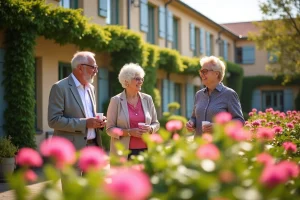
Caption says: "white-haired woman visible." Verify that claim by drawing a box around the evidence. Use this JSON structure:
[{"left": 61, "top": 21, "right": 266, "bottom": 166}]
[
  {"left": 186, "top": 56, "right": 244, "bottom": 136},
  {"left": 106, "top": 63, "right": 160, "bottom": 159}
]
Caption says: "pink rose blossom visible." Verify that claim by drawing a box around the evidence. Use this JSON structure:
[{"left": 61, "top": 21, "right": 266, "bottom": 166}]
[
  {"left": 251, "top": 120, "right": 261, "bottom": 127},
  {"left": 202, "top": 133, "right": 213, "bottom": 143},
  {"left": 256, "top": 127, "right": 275, "bottom": 141},
  {"left": 150, "top": 134, "right": 163, "bottom": 143},
  {"left": 111, "top": 128, "right": 123, "bottom": 136},
  {"left": 272, "top": 126, "right": 283, "bottom": 134},
  {"left": 78, "top": 146, "right": 108, "bottom": 172},
  {"left": 260, "top": 161, "right": 299, "bottom": 188},
  {"left": 24, "top": 169, "right": 37, "bottom": 182},
  {"left": 166, "top": 120, "right": 183, "bottom": 132},
  {"left": 225, "top": 122, "right": 251, "bottom": 141},
  {"left": 248, "top": 112, "right": 253, "bottom": 116},
  {"left": 16, "top": 148, "right": 42, "bottom": 167},
  {"left": 252, "top": 108, "right": 257, "bottom": 113},
  {"left": 196, "top": 143, "right": 220, "bottom": 160},
  {"left": 286, "top": 123, "right": 294, "bottom": 129},
  {"left": 131, "top": 164, "right": 145, "bottom": 171},
  {"left": 40, "top": 137, "right": 76, "bottom": 169},
  {"left": 172, "top": 133, "right": 180, "bottom": 141},
  {"left": 256, "top": 152, "right": 273, "bottom": 165},
  {"left": 283, "top": 142, "right": 297, "bottom": 153},
  {"left": 104, "top": 168, "right": 152, "bottom": 200},
  {"left": 214, "top": 112, "right": 232, "bottom": 124},
  {"left": 287, "top": 111, "right": 291, "bottom": 115}
]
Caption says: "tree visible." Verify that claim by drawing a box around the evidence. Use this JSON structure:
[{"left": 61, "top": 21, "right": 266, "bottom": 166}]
[{"left": 249, "top": 0, "right": 300, "bottom": 83}]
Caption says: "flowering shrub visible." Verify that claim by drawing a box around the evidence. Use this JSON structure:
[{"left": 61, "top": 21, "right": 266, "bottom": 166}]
[{"left": 7, "top": 109, "right": 300, "bottom": 200}]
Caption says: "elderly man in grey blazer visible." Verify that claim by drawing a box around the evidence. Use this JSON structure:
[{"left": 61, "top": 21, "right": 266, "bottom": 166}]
[{"left": 48, "top": 51, "right": 106, "bottom": 150}]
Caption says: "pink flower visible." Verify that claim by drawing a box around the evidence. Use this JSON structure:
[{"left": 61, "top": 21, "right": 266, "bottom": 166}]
[
  {"left": 172, "top": 133, "right": 180, "bottom": 141},
  {"left": 283, "top": 142, "right": 297, "bottom": 153},
  {"left": 166, "top": 120, "right": 183, "bottom": 132},
  {"left": 24, "top": 169, "right": 37, "bottom": 182},
  {"left": 248, "top": 112, "right": 254, "bottom": 116},
  {"left": 16, "top": 148, "right": 42, "bottom": 167},
  {"left": 272, "top": 126, "right": 283, "bottom": 134},
  {"left": 78, "top": 146, "right": 108, "bottom": 172},
  {"left": 256, "top": 127, "right": 275, "bottom": 141},
  {"left": 278, "top": 161, "right": 299, "bottom": 178},
  {"left": 251, "top": 120, "right": 261, "bottom": 126},
  {"left": 196, "top": 144, "right": 220, "bottom": 160},
  {"left": 225, "top": 122, "right": 250, "bottom": 141},
  {"left": 256, "top": 152, "right": 273, "bottom": 165},
  {"left": 104, "top": 168, "right": 152, "bottom": 200},
  {"left": 40, "top": 137, "right": 76, "bottom": 169},
  {"left": 260, "top": 161, "right": 299, "bottom": 188},
  {"left": 202, "top": 133, "right": 213, "bottom": 143},
  {"left": 131, "top": 164, "right": 145, "bottom": 171},
  {"left": 286, "top": 123, "right": 294, "bottom": 129},
  {"left": 252, "top": 108, "right": 257, "bottom": 113},
  {"left": 260, "top": 164, "right": 289, "bottom": 187},
  {"left": 111, "top": 128, "right": 124, "bottom": 136},
  {"left": 149, "top": 134, "right": 163, "bottom": 143},
  {"left": 214, "top": 112, "right": 232, "bottom": 124}
]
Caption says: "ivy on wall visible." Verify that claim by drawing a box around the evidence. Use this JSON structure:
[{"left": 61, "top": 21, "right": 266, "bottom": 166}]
[{"left": 0, "top": 0, "right": 243, "bottom": 148}]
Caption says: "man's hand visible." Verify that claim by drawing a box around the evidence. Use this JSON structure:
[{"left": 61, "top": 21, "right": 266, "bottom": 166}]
[
  {"left": 129, "top": 128, "right": 145, "bottom": 138},
  {"left": 202, "top": 123, "right": 213, "bottom": 133},
  {"left": 86, "top": 118, "right": 105, "bottom": 128}
]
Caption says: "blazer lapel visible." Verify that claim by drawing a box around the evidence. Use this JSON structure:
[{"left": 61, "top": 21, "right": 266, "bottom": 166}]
[
  {"left": 120, "top": 91, "right": 130, "bottom": 127},
  {"left": 68, "top": 75, "right": 86, "bottom": 117},
  {"left": 139, "top": 92, "right": 150, "bottom": 125},
  {"left": 88, "top": 87, "right": 96, "bottom": 116}
]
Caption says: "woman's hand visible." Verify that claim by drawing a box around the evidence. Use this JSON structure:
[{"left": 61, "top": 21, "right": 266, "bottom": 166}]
[
  {"left": 202, "top": 123, "right": 213, "bottom": 133},
  {"left": 186, "top": 120, "right": 195, "bottom": 132},
  {"left": 129, "top": 128, "right": 145, "bottom": 138}
]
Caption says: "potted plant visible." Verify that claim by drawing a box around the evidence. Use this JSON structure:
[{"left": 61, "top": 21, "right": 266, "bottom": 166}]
[{"left": 0, "top": 137, "right": 18, "bottom": 181}]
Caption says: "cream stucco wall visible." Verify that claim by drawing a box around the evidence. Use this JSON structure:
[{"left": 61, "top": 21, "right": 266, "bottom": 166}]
[{"left": 236, "top": 40, "right": 273, "bottom": 77}]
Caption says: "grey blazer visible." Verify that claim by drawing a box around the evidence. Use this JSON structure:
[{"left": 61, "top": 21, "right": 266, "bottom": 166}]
[
  {"left": 106, "top": 91, "right": 160, "bottom": 156},
  {"left": 48, "top": 75, "right": 102, "bottom": 150}
]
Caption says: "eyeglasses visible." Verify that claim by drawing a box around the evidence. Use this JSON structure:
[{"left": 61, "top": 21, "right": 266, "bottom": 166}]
[
  {"left": 81, "top": 64, "right": 98, "bottom": 71},
  {"left": 199, "top": 69, "right": 214, "bottom": 75},
  {"left": 133, "top": 77, "right": 144, "bottom": 82}
]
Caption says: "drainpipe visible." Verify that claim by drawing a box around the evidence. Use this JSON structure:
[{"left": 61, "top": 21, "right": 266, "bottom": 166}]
[
  {"left": 164, "top": 0, "right": 173, "bottom": 48},
  {"left": 127, "top": 0, "right": 131, "bottom": 29}
]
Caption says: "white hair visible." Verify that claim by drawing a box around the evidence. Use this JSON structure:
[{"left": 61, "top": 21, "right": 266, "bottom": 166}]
[
  {"left": 118, "top": 63, "right": 145, "bottom": 88},
  {"left": 200, "top": 56, "right": 226, "bottom": 81},
  {"left": 71, "top": 51, "right": 95, "bottom": 69}
]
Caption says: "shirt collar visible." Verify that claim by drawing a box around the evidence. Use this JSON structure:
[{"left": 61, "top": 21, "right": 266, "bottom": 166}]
[
  {"left": 204, "top": 82, "right": 224, "bottom": 93},
  {"left": 71, "top": 73, "right": 90, "bottom": 89}
]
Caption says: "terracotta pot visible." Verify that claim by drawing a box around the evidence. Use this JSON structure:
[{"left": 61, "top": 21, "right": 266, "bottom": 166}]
[{"left": 0, "top": 157, "right": 15, "bottom": 181}]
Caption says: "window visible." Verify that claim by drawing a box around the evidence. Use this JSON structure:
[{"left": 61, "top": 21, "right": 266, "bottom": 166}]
[
  {"left": 236, "top": 46, "right": 255, "bottom": 64},
  {"left": 174, "top": 83, "right": 181, "bottom": 115},
  {"left": 147, "top": 5, "right": 155, "bottom": 44},
  {"left": 189, "top": 23, "right": 195, "bottom": 51},
  {"left": 106, "top": 0, "right": 119, "bottom": 25},
  {"left": 205, "top": 31, "right": 212, "bottom": 56},
  {"left": 172, "top": 17, "right": 179, "bottom": 50},
  {"left": 219, "top": 40, "right": 228, "bottom": 60},
  {"left": 59, "top": 63, "right": 72, "bottom": 80},
  {"left": 59, "top": 0, "right": 78, "bottom": 9},
  {"left": 268, "top": 51, "right": 278, "bottom": 63},
  {"left": 262, "top": 91, "right": 283, "bottom": 111}
]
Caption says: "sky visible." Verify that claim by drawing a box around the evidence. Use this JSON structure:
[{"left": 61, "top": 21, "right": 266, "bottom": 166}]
[{"left": 181, "top": 0, "right": 264, "bottom": 24}]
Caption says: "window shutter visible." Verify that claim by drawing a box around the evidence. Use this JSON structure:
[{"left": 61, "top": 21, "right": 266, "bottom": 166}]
[
  {"left": 163, "top": 79, "right": 169, "bottom": 112},
  {"left": 98, "top": 68, "right": 109, "bottom": 113},
  {"left": 159, "top": 6, "right": 165, "bottom": 38},
  {"left": 242, "top": 46, "right": 255, "bottom": 64},
  {"left": 189, "top": 23, "right": 195, "bottom": 50},
  {"left": 167, "top": 10, "right": 173, "bottom": 41},
  {"left": 0, "top": 49, "right": 7, "bottom": 136},
  {"left": 206, "top": 31, "right": 211, "bottom": 56},
  {"left": 140, "top": 0, "right": 148, "bottom": 32},
  {"left": 186, "top": 83, "right": 194, "bottom": 118},
  {"left": 283, "top": 88, "right": 293, "bottom": 111},
  {"left": 252, "top": 89, "right": 262, "bottom": 111},
  {"left": 169, "top": 80, "right": 175, "bottom": 103},
  {"left": 200, "top": 28, "right": 205, "bottom": 54},
  {"left": 223, "top": 40, "right": 228, "bottom": 60},
  {"left": 268, "top": 52, "right": 278, "bottom": 63},
  {"left": 98, "top": 0, "right": 107, "bottom": 17}
]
